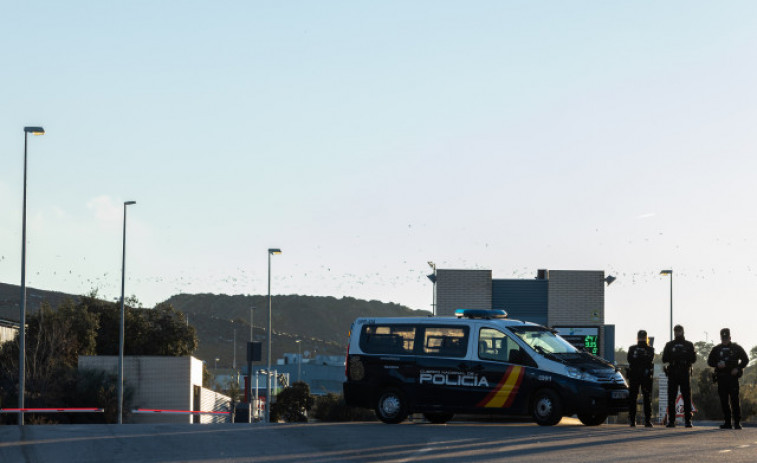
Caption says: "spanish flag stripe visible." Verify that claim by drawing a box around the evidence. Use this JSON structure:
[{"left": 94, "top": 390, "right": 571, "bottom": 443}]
[
  {"left": 476, "top": 365, "right": 513, "bottom": 408},
  {"left": 485, "top": 366, "right": 523, "bottom": 408},
  {"left": 502, "top": 367, "right": 525, "bottom": 408}
]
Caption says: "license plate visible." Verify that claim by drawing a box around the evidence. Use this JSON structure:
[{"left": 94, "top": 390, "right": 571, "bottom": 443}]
[{"left": 612, "top": 390, "right": 628, "bottom": 399}]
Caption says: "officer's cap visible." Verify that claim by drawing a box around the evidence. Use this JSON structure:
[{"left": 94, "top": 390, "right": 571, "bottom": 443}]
[
  {"left": 637, "top": 330, "right": 647, "bottom": 339},
  {"left": 673, "top": 324, "right": 684, "bottom": 332},
  {"left": 720, "top": 328, "right": 730, "bottom": 340}
]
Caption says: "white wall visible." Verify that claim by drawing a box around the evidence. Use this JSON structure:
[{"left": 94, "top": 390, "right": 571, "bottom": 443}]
[{"left": 78, "top": 355, "right": 230, "bottom": 424}]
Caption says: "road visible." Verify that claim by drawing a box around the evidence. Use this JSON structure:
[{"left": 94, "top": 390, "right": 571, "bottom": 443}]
[{"left": 1, "top": 419, "right": 755, "bottom": 463}]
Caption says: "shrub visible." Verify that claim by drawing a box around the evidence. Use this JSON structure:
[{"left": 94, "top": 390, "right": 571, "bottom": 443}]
[
  {"left": 311, "top": 393, "right": 375, "bottom": 422},
  {"left": 270, "top": 381, "right": 314, "bottom": 423}
]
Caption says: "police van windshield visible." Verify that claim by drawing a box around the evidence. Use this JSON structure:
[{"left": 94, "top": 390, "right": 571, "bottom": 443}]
[{"left": 508, "top": 326, "right": 578, "bottom": 355}]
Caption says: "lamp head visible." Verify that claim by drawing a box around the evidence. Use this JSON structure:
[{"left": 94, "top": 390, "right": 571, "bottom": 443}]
[
  {"left": 268, "top": 248, "right": 282, "bottom": 255},
  {"left": 24, "top": 126, "right": 45, "bottom": 135},
  {"left": 124, "top": 201, "right": 136, "bottom": 206},
  {"left": 660, "top": 269, "right": 673, "bottom": 276}
]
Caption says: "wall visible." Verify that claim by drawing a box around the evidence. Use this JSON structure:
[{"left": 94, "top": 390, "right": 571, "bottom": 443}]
[
  {"left": 0, "top": 321, "right": 18, "bottom": 345},
  {"left": 435, "top": 269, "right": 492, "bottom": 316},
  {"left": 547, "top": 270, "right": 606, "bottom": 356},
  {"left": 491, "top": 279, "right": 548, "bottom": 325},
  {"left": 78, "top": 355, "right": 230, "bottom": 424}
]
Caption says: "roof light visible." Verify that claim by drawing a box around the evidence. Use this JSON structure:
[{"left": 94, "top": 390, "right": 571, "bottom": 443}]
[{"left": 454, "top": 309, "right": 508, "bottom": 319}]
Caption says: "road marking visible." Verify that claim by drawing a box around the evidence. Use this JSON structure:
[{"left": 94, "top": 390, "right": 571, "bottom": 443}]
[
  {"left": 719, "top": 450, "right": 732, "bottom": 453},
  {"left": 737, "top": 445, "right": 749, "bottom": 449}
]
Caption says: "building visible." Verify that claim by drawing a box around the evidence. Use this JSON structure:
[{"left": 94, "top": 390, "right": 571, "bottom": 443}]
[
  {"left": 246, "top": 354, "right": 345, "bottom": 397},
  {"left": 79, "top": 355, "right": 231, "bottom": 424},
  {"left": 0, "top": 319, "right": 19, "bottom": 345},
  {"left": 434, "top": 269, "right": 615, "bottom": 361}
]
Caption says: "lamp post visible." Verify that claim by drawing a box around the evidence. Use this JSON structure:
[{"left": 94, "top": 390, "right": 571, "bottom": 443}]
[
  {"left": 18, "top": 126, "right": 44, "bottom": 426},
  {"left": 427, "top": 261, "right": 436, "bottom": 317},
  {"left": 250, "top": 306, "right": 256, "bottom": 342},
  {"left": 118, "top": 200, "right": 136, "bottom": 424},
  {"left": 660, "top": 269, "right": 673, "bottom": 341},
  {"left": 266, "top": 248, "right": 281, "bottom": 423},
  {"left": 296, "top": 340, "right": 302, "bottom": 383},
  {"left": 249, "top": 306, "right": 256, "bottom": 423}
]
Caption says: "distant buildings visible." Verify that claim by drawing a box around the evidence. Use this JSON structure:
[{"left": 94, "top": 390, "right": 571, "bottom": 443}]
[{"left": 434, "top": 268, "right": 615, "bottom": 361}]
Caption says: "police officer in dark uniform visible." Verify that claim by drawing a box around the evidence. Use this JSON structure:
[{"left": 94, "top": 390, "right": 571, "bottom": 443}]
[
  {"left": 707, "top": 328, "right": 749, "bottom": 430},
  {"left": 627, "top": 329, "right": 655, "bottom": 427},
  {"left": 662, "top": 324, "right": 696, "bottom": 427}
]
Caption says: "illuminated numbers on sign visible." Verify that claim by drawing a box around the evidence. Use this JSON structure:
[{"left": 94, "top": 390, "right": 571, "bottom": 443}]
[{"left": 584, "top": 335, "right": 598, "bottom": 355}]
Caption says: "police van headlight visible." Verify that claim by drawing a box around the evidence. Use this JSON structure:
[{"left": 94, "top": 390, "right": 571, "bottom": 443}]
[
  {"left": 613, "top": 371, "right": 628, "bottom": 386},
  {"left": 566, "top": 367, "right": 599, "bottom": 382}
]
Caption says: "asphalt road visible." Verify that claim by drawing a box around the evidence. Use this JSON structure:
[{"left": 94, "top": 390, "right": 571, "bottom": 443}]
[{"left": 1, "top": 419, "right": 755, "bottom": 463}]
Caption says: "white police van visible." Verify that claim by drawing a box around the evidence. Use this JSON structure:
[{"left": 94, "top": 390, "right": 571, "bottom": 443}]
[{"left": 343, "top": 309, "right": 628, "bottom": 426}]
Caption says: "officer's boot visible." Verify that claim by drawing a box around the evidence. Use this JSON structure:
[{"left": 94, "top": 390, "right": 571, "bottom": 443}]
[
  {"left": 720, "top": 421, "right": 732, "bottom": 429},
  {"left": 644, "top": 417, "right": 653, "bottom": 428},
  {"left": 734, "top": 421, "right": 742, "bottom": 430},
  {"left": 629, "top": 414, "right": 636, "bottom": 427}
]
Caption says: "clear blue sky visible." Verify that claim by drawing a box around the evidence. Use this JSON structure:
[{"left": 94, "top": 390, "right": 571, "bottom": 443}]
[{"left": 2, "top": 1, "right": 757, "bottom": 352}]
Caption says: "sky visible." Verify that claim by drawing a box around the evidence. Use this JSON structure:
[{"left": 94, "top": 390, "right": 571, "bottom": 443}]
[{"left": 2, "top": 1, "right": 757, "bottom": 352}]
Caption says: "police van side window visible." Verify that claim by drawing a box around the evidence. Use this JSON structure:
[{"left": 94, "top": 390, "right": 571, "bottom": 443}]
[
  {"left": 360, "top": 325, "right": 416, "bottom": 355},
  {"left": 479, "top": 328, "right": 534, "bottom": 366},
  {"left": 422, "top": 326, "right": 469, "bottom": 357}
]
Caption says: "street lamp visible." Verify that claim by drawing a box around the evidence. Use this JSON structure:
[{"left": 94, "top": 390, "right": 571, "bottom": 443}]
[
  {"left": 18, "top": 126, "right": 44, "bottom": 426},
  {"left": 250, "top": 306, "right": 256, "bottom": 342},
  {"left": 117, "top": 200, "right": 136, "bottom": 424},
  {"left": 660, "top": 270, "right": 673, "bottom": 341},
  {"left": 266, "top": 248, "right": 281, "bottom": 423},
  {"left": 427, "top": 261, "right": 436, "bottom": 316},
  {"left": 295, "top": 340, "right": 302, "bottom": 383}
]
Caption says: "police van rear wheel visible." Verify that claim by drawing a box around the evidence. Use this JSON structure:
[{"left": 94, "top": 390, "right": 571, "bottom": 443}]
[
  {"left": 577, "top": 412, "right": 607, "bottom": 426},
  {"left": 532, "top": 389, "right": 563, "bottom": 426},
  {"left": 375, "top": 389, "right": 408, "bottom": 424},
  {"left": 423, "top": 412, "right": 454, "bottom": 424}
]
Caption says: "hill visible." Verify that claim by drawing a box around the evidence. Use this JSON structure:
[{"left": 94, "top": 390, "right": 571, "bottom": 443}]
[
  {"left": 164, "top": 293, "right": 428, "bottom": 368},
  {"left": 0, "top": 282, "right": 78, "bottom": 322},
  {"left": 0, "top": 282, "right": 429, "bottom": 369}
]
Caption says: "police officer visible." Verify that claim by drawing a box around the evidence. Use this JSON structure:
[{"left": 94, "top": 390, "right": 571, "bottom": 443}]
[
  {"left": 662, "top": 324, "right": 696, "bottom": 428},
  {"left": 627, "top": 330, "right": 655, "bottom": 427},
  {"left": 707, "top": 328, "right": 749, "bottom": 430}
]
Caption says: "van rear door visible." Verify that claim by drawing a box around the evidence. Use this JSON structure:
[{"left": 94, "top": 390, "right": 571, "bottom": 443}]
[{"left": 357, "top": 324, "right": 418, "bottom": 401}]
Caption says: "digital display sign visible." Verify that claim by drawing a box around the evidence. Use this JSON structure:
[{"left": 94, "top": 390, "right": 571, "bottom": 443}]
[{"left": 554, "top": 327, "right": 600, "bottom": 356}]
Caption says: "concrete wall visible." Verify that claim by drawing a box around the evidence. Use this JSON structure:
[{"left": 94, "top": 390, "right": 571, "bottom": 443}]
[
  {"left": 435, "top": 269, "right": 492, "bottom": 316},
  {"left": 79, "top": 355, "right": 230, "bottom": 424},
  {"left": 198, "top": 388, "right": 232, "bottom": 424},
  {"left": 547, "top": 270, "right": 606, "bottom": 356},
  {"left": 546, "top": 270, "right": 605, "bottom": 326},
  {"left": 0, "top": 322, "right": 17, "bottom": 345}
]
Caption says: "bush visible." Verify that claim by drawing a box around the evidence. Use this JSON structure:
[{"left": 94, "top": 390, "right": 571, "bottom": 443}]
[
  {"left": 311, "top": 393, "right": 376, "bottom": 422},
  {"left": 270, "top": 382, "right": 314, "bottom": 423}
]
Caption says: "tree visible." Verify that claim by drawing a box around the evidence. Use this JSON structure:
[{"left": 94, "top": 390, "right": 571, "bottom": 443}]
[
  {"left": 271, "top": 381, "right": 314, "bottom": 422},
  {"left": 0, "top": 292, "right": 198, "bottom": 424}
]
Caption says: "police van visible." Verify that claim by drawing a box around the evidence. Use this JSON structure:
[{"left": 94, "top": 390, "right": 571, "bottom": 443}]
[{"left": 343, "top": 309, "right": 628, "bottom": 426}]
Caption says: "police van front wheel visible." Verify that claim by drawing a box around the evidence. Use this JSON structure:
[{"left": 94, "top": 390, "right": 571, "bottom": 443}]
[
  {"left": 532, "top": 389, "right": 563, "bottom": 426},
  {"left": 375, "top": 389, "right": 408, "bottom": 424},
  {"left": 577, "top": 412, "right": 607, "bottom": 426}
]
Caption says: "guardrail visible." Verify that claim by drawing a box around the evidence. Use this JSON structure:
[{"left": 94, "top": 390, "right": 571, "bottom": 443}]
[
  {"left": 132, "top": 408, "right": 231, "bottom": 416},
  {"left": 0, "top": 408, "right": 104, "bottom": 414}
]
